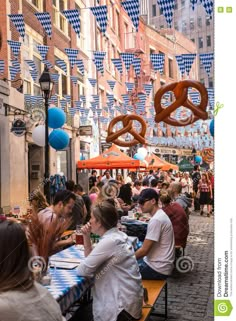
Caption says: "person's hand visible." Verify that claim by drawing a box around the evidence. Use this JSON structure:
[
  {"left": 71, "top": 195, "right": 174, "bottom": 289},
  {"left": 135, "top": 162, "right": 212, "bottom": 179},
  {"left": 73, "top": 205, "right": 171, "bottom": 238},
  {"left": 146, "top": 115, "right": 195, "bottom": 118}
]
[{"left": 81, "top": 222, "right": 92, "bottom": 236}]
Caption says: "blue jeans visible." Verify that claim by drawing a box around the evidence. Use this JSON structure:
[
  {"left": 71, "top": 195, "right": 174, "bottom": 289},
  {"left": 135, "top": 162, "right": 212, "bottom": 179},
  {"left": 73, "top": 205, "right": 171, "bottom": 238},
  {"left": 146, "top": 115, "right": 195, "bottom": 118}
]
[{"left": 138, "top": 259, "right": 168, "bottom": 280}]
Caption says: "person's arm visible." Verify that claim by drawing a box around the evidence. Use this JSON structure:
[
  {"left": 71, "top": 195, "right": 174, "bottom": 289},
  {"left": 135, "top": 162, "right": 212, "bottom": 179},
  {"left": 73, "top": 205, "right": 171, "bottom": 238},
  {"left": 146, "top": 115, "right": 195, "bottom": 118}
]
[
  {"left": 81, "top": 222, "right": 93, "bottom": 257},
  {"left": 135, "top": 239, "right": 155, "bottom": 260}
]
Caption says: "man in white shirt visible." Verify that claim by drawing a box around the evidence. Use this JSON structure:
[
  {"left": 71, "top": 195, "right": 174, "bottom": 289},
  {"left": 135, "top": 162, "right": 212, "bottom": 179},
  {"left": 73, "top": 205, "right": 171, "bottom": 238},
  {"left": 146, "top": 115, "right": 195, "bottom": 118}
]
[
  {"left": 101, "top": 170, "right": 113, "bottom": 184},
  {"left": 135, "top": 188, "right": 175, "bottom": 279}
]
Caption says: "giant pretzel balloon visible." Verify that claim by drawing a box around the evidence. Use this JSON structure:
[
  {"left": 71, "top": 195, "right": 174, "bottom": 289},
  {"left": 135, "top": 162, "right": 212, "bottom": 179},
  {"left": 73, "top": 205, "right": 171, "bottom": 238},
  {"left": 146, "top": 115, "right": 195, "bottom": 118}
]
[
  {"left": 106, "top": 114, "right": 146, "bottom": 147},
  {"left": 154, "top": 80, "right": 208, "bottom": 126}
]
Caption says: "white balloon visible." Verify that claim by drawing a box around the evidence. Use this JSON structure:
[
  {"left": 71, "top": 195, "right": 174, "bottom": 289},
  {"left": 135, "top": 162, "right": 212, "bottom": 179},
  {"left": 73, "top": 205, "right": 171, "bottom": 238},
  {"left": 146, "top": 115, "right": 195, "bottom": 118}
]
[
  {"left": 137, "top": 147, "right": 148, "bottom": 157},
  {"left": 32, "top": 125, "right": 45, "bottom": 147}
]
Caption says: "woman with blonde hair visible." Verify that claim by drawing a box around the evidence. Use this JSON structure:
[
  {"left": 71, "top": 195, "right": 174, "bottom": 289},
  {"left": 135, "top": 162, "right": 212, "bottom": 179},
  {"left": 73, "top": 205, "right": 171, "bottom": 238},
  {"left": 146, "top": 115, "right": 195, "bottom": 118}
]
[
  {"left": 89, "top": 186, "right": 100, "bottom": 204},
  {"left": 29, "top": 190, "right": 49, "bottom": 213}
]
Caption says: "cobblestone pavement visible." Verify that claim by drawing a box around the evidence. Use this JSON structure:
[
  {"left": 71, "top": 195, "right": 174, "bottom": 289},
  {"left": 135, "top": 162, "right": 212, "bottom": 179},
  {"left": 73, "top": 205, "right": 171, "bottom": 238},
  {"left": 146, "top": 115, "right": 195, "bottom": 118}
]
[{"left": 150, "top": 210, "right": 214, "bottom": 321}]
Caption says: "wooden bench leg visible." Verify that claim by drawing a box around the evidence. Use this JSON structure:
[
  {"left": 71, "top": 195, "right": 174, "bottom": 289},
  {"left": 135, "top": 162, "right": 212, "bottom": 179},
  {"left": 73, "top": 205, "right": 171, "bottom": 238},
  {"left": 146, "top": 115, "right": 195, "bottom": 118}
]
[{"left": 164, "top": 282, "right": 168, "bottom": 320}]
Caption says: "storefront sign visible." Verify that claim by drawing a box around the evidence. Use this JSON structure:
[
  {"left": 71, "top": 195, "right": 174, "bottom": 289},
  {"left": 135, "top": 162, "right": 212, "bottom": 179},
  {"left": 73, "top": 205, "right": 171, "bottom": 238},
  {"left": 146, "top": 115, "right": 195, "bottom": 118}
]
[{"left": 11, "top": 119, "right": 26, "bottom": 137}]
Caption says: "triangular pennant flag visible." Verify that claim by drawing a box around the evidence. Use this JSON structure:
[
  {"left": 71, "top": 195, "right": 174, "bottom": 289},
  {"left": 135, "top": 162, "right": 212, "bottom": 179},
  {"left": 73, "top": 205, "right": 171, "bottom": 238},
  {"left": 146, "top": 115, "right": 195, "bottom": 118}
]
[
  {"left": 157, "top": 0, "right": 175, "bottom": 27},
  {"left": 62, "top": 9, "right": 80, "bottom": 37},
  {"left": 9, "top": 66, "right": 18, "bottom": 80},
  {"left": 121, "top": 94, "right": 130, "bottom": 105},
  {"left": 107, "top": 80, "right": 116, "bottom": 91},
  {"left": 55, "top": 59, "right": 67, "bottom": 74},
  {"left": 60, "top": 100, "right": 67, "bottom": 112},
  {"left": 25, "top": 60, "right": 37, "bottom": 71},
  {"left": 49, "top": 95, "right": 58, "bottom": 105},
  {"left": 7, "top": 40, "right": 21, "bottom": 58},
  {"left": 64, "top": 95, "right": 71, "bottom": 103},
  {"left": 181, "top": 54, "right": 196, "bottom": 75},
  {"left": 90, "top": 5, "right": 108, "bottom": 35},
  {"left": 111, "top": 58, "right": 123, "bottom": 74},
  {"left": 74, "top": 101, "right": 82, "bottom": 111},
  {"left": 92, "top": 95, "right": 100, "bottom": 104},
  {"left": 50, "top": 73, "right": 60, "bottom": 84},
  {"left": 175, "top": 55, "right": 185, "bottom": 76},
  {"left": 120, "top": 53, "right": 134, "bottom": 72},
  {"left": 29, "top": 69, "right": 38, "bottom": 81},
  {"left": 143, "top": 84, "right": 153, "bottom": 96},
  {"left": 132, "top": 57, "right": 141, "bottom": 75},
  {"left": 11, "top": 60, "right": 21, "bottom": 73},
  {"left": 125, "top": 82, "right": 135, "bottom": 92},
  {"left": 0, "top": 60, "right": 5, "bottom": 74},
  {"left": 37, "top": 45, "right": 49, "bottom": 60},
  {"left": 93, "top": 51, "right": 106, "bottom": 74},
  {"left": 42, "top": 60, "right": 54, "bottom": 69},
  {"left": 8, "top": 14, "right": 25, "bottom": 39},
  {"left": 76, "top": 59, "right": 84, "bottom": 75},
  {"left": 189, "top": 91, "right": 200, "bottom": 104},
  {"left": 80, "top": 95, "right": 86, "bottom": 105},
  {"left": 68, "top": 107, "right": 76, "bottom": 117},
  {"left": 35, "top": 12, "right": 52, "bottom": 38},
  {"left": 199, "top": 53, "right": 214, "bottom": 76},
  {"left": 150, "top": 53, "right": 165, "bottom": 73},
  {"left": 121, "top": 0, "right": 140, "bottom": 31},
  {"left": 65, "top": 48, "right": 79, "bottom": 68},
  {"left": 88, "top": 78, "right": 97, "bottom": 87},
  {"left": 190, "top": 0, "right": 198, "bottom": 10},
  {"left": 200, "top": 0, "right": 213, "bottom": 17},
  {"left": 106, "top": 94, "right": 114, "bottom": 102},
  {"left": 71, "top": 76, "right": 78, "bottom": 85}
]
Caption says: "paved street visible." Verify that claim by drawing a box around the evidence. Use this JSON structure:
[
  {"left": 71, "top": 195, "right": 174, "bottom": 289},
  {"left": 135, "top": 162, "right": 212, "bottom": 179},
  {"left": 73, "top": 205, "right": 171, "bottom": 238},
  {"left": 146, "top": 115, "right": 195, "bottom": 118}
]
[{"left": 150, "top": 210, "right": 214, "bottom": 321}]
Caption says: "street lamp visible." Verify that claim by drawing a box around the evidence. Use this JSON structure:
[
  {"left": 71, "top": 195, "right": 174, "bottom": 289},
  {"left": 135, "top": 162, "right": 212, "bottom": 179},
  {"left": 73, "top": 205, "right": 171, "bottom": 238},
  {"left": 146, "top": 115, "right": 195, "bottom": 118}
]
[{"left": 39, "top": 65, "right": 54, "bottom": 203}]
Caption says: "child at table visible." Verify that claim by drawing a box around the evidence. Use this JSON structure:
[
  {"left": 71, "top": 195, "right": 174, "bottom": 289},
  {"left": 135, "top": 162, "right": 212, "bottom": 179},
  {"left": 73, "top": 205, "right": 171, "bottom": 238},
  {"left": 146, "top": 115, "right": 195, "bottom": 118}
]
[
  {"left": 77, "top": 200, "right": 143, "bottom": 321},
  {"left": 0, "top": 219, "right": 65, "bottom": 321}
]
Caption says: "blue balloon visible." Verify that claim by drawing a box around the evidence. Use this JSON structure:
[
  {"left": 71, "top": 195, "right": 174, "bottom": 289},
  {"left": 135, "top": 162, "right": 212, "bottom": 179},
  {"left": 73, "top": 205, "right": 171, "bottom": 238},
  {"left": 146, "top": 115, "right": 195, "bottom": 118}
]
[
  {"left": 209, "top": 119, "right": 214, "bottom": 137},
  {"left": 133, "top": 153, "right": 145, "bottom": 161},
  {"left": 48, "top": 107, "right": 66, "bottom": 129},
  {"left": 49, "top": 129, "right": 70, "bottom": 150},
  {"left": 195, "top": 155, "right": 202, "bottom": 164}
]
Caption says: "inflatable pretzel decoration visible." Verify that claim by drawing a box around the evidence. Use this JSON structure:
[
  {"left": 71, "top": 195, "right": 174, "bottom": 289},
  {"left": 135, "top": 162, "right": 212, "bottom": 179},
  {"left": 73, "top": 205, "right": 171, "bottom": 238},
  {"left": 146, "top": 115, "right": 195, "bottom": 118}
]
[
  {"left": 154, "top": 80, "right": 208, "bottom": 126},
  {"left": 106, "top": 114, "right": 146, "bottom": 147}
]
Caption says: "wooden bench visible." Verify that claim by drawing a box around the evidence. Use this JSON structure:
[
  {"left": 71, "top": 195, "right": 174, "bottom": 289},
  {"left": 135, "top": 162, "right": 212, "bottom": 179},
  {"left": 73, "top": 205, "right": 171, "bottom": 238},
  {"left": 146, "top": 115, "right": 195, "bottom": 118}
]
[{"left": 140, "top": 280, "right": 167, "bottom": 321}]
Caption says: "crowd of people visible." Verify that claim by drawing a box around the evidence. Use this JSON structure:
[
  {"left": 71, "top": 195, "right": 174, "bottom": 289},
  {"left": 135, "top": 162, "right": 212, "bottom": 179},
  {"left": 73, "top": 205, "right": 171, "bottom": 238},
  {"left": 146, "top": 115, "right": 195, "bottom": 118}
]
[{"left": 0, "top": 164, "right": 214, "bottom": 321}]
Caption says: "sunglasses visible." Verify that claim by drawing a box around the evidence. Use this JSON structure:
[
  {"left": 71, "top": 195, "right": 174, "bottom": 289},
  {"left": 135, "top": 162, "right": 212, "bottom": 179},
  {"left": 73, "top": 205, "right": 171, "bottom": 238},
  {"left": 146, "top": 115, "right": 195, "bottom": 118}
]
[{"left": 139, "top": 198, "right": 151, "bottom": 205}]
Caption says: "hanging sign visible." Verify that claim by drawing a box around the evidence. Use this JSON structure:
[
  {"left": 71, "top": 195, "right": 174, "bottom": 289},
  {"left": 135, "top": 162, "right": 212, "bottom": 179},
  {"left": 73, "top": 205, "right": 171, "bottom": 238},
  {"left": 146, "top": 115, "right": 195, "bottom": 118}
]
[{"left": 11, "top": 118, "right": 26, "bottom": 137}]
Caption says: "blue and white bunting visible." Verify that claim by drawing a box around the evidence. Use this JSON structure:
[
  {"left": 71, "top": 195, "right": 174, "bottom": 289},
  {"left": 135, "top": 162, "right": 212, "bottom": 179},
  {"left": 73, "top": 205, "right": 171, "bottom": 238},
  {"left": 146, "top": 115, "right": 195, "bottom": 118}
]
[
  {"left": 125, "top": 82, "right": 134, "bottom": 92},
  {"left": 35, "top": 12, "right": 52, "bottom": 38},
  {"left": 49, "top": 95, "right": 58, "bottom": 105},
  {"left": 150, "top": 53, "right": 165, "bottom": 73},
  {"left": 88, "top": 78, "right": 97, "bottom": 87},
  {"left": 29, "top": 69, "right": 38, "bottom": 81},
  {"left": 90, "top": 5, "right": 108, "bottom": 35},
  {"left": 25, "top": 60, "right": 37, "bottom": 71},
  {"left": 76, "top": 59, "right": 84, "bottom": 75},
  {"left": 62, "top": 9, "right": 80, "bottom": 37},
  {"left": 121, "top": 0, "right": 140, "bottom": 31},
  {"left": 8, "top": 14, "right": 25, "bottom": 39},
  {"left": 64, "top": 95, "right": 71, "bottom": 103},
  {"left": 106, "top": 94, "right": 114, "bottom": 102},
  {"left": 120, "top": 53, "right": 134, "bottom": 72},
  {"left": 92, "top": 95, "right": 100, "bottom": 105},
  {"left": 50, "top": 73, "right": 60, "bottom": 84},
  {"left": 69, "top": 107, "right": 76, "bottom": 117},
  {"left": 74, "top": 101, "right": 82, "bottom": 111},
  {"left": 7, "top": 40, "right": 21, "bottom": 58},
  {"left": 121, "top": 95, "right": 130, "bottom": 105},
  {"left": 157, "top": 0, "right": 175, "bottom": 27},
  {"left": 107, "top": 80, "right": 116, "bottom": 91},
  {"left": 199, "top": 53, "right": 214, "bottom": 76},
  {"left": 0, "top": 60, "right": 5, "bottom": 74},
  {"left": 65, "top": 48, "right": 79, "bottom": 68},
  {"left": 175, "top": 55, "right": 185, "bottom": 76},
  {"left": 190, "top": 0, "right": 198, "bottom": 10},
  {"left": 143, "top": 84, "right": 153, "bottom": 96},
  {"left": 200, "top": 0, "right": 214, "bottom": 17},
  {"left": 111, "top": 58, "right": 123, "bottom": 74},
  {"left": 93, "top": 51, "right": 106, "bottom": 74},
  {"left": 9, "top": 66, "right": 18, "bottom": 80},
  {"left": 42, "top": 60, "right": 54, "bottom": 69},
  {"left": 60, "top": 100, "right": 67, "bottom": 112},
  {"left": 132, "top": 57, "right": 141, "bottom": 75},
  {"left": 55, "top": 59, "right": 67, "bottom": 74},
  {"left": 37, "top": 45, "right": 49, "bottom": 60},
  {"left": 182, "top": 54, "right": 197, "bottom": 75},
  {"left": 71, "top": 76, "right": 78, "bottom": 85},
  {"left": 11, "top": 60, "right": 21, "bottom": 73}
]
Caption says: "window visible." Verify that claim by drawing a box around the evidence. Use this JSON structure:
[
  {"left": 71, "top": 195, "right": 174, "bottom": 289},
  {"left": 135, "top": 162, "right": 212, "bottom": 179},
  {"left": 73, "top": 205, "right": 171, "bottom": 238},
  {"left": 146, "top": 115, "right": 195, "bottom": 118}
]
[
  {"left": 77, "top": 71, "right": 85, "bottom": 96},
  {"left": 159, "top": 7, "right": 163, "bottom": 15},
  {"left": 28, "top": 0, "right": 42, "bottom": 10},
  {"left": 200, "top": 78, "right": 205, "bottom": 85},
  {"left": 124, "top": 23, "right": 129, "bottom": 49},
  {"left": 104, "top": 38, "right": 110, "bottom": 71},
  {"left": 174, "top": 22, "right": 179, "bottom": 31},
  {"left": 168, "top": 59, "right": 174, "bottom": 78},
  {"left": 191, "top": 38, "right": 195, "bottom": 43},
  {"left": 160, "top": 25, "right": 164, "bottom": 29},
  {"left": 206, "top": 16, "right": 211, "bottom": 26},
  {"left": 174, "top": 2, "right": 178, "bottom": 10},
  {"left": 55, "top": 55, "right": 69, "bottom": 98},
  {"left": 207, "top": 35, "right": 211, "bottom": 47},
  {"left": 181, "top": 0, "right": 185, "bottom": 7},
  {"left": 111, "top": 44, "right": 116, "bottom": 76},
  {"left": 109, "top": 1, "right": 114, "bottom": 29},
  {"left": 190, "top": 18, "right": 194, "bottom": 30},
  {"left": 182, "top": 21, "right": 187, "bottom": 32},
  {"left": 198, "top": 37, "right": 203, "bottom": 49},
  {"left": 53, "top": 0, "right": 68, "bottom": 35},
  {"left": 159, "top": 51, "right": 165, "bottom": 74},
  {"left": 152, "top": 4, "right": 157, "bottom": 16},
  {"left": 76, "top": 3, "right": 85, "bottom": 51},
  {"left": 115, "top": 10, "right": 120, "bottom": 37},
  {"left": 197, "top": 17, "right": 202, "bottom": 28}
]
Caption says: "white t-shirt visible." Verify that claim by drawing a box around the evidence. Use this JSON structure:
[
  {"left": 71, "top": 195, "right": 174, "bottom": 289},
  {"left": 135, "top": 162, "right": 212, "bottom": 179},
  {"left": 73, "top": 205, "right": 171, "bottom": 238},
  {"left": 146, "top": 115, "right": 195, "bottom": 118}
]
[{"left": 144, "top": 209, "right": 175, "bottom": 275}]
